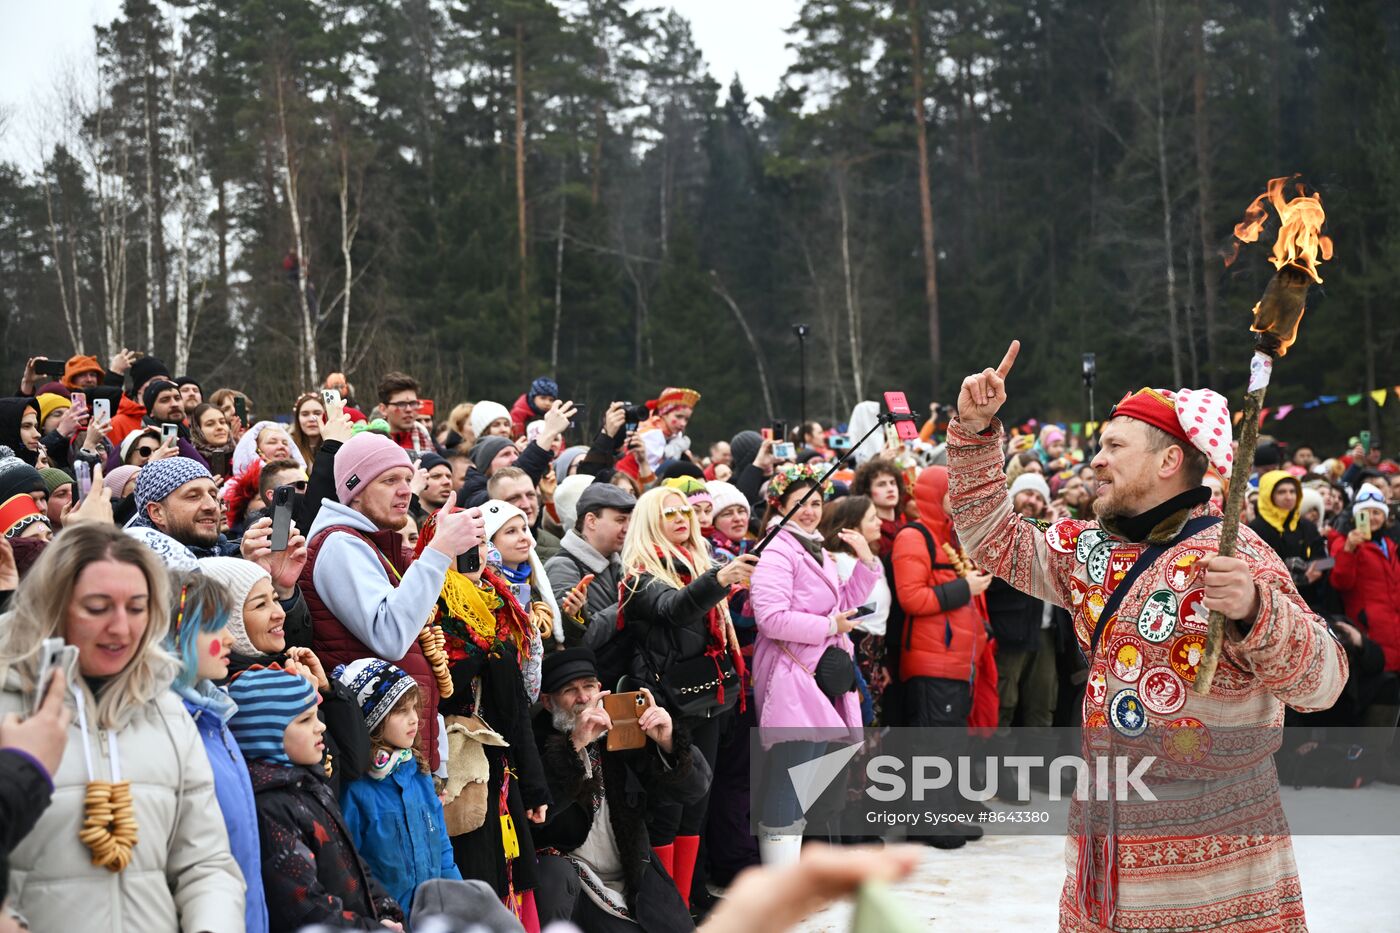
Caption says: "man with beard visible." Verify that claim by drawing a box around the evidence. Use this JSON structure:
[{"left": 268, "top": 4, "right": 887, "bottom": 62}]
[
  {"left": 532, "top": 647, "right": 708, "bottom": 932},
  {"left": 300, "top": 431, "right": 484, "bottom": 770},
  {"left": 948, "top": 341, "right": 1345, "bottom": 933},
  {"left": 122, "top": 378, "right": 210, "bottom": 469},
  {"left": 488, "top": 465, "right": 562, "bottom": 561},
  {"left": 127, "top": 455, "right": 314, "bottom": 641}
]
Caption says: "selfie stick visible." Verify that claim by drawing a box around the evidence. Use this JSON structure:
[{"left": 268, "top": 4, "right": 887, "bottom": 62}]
[{"left": 751, "top": 410, "right": 913, "bottom": 557}]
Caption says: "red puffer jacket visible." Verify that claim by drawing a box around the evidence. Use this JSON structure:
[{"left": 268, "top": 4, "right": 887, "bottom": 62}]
[
  {"left": 892, "top": 467, "right": 991, "bottom": 684},
  {"left": 1329, "top": 529, "right": 1400, "bottom": 671}
]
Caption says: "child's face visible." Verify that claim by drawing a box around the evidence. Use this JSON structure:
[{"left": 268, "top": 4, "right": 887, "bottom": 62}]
[
  {"left": 283, "top": 707, "right": 326, "bottom": 766},
  {"left": 380, "top": 699, "right": 420, "bottom": 751}
]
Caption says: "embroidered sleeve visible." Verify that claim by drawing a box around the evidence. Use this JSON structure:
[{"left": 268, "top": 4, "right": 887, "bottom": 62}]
[
  {"left": 946, "top": 418, "right": 1079, "bottom": 609},
  {"left": 1223, "top": 530, "right": 1348, "bottom": 712}
]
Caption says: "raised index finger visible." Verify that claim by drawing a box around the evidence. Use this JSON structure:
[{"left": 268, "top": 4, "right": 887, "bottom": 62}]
[{"left": 995, "top": 339, "right": 1021, "bottom": 378}]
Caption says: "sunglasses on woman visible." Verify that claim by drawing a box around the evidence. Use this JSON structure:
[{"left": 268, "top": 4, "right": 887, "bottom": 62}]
[
  {"left": 136, "top": 445, "right": 158, "bottom": 457},
  {"left": 661, "top": 505, "right": 693, "bottom": 520}
]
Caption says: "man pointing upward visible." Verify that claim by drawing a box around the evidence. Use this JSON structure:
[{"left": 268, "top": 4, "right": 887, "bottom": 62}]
[{"left": 947, "top": 340, "right": 1345, "bottom": 932}]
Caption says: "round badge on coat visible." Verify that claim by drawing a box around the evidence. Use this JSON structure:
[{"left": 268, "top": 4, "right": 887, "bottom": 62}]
[
  {"left": 1086, "top": 541, "right": 1112, "bottom": 584},
  {"left": 1069, "top": 576, "right": 1089, "bottom": 611},
  {"left": 1104, "top": 545, "right": 1142, "bottom": 595},
  {"left": 1169, "top": 632, "right": 1207, "bottom": 683},
  {"left": 1178, "top": 588, "right": 1210, "bottom": 634},
  {"left": 1136, "top": 590, "right": 1178, "bottom": 643},
  {"left": 1109, "top": 688, "right": 1148, "bottom": 737},
  {"left": 1084, "top": 585, "right": 1107, "bottom": 627},
  {"left": 1076, "top": 529, "right": 1107, "bottom": 564},
  {"left": 1046, "top": 519, "right": 1082, "bottom": 554},
  {"left": 1083, "top": 708, "right": 1111, "bottom": 751},
  {"left": 1138, "top": 665, "right": 1187, "bottom": 716},
  {"left": 1108, "top": 634, "right": 1147, "bottom": 683},
  {"left": 1164, "top": 548, "right": 1207, "bottom": 592},
  {"left": 1162, "top": 717, "right": 1211, "bottom": 764},
  {"left": 1086, "top": 659, "right": 1108, "bottom": 707}
]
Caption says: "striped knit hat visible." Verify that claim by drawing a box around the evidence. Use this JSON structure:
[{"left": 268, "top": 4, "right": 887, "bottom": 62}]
[
  {"left": 225, "top": 666, "right": 319, "bottom": 765},
  {"left": 334, "top": 658, "right": 417, "bottom": 733}
]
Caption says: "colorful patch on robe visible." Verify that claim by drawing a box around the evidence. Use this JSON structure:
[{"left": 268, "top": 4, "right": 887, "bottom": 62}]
[
  {"left": 1105, "top": 545, "right": 1143, "bottom": 595},
  {"left": 1076, "top": 528, "right": 1108, "bottom": 564},
  {"left": 1164, "top": 548, "right": 1207, "bottom": 592},
  {"left": 1162, "top": 716, "right": 1211, "bottom": 764},
  {"left": 1086, "top": 541, "right": 1112, "bottom": 584},
  {"left": 1136, "top": 590, "right": 1178, "bottom": 643},
  {"left": 1109, "top": 688, "right": 1148, "bottom": 737},
  {"left": 1086, "top": 659, "right": 1109, "bottom": 707},
  {"left": 1084, "top": 585, "right": 1107, "bottom": 628},
  {"left": 1046, "top": 519, "right": 1082, "bottom": 554},
  {"left": 1178, "top": 588, "right": 1210, "bottom": 634},
  {"left": 1169, "top": 632, "right": 1207, "bottom": 683},
  {"left": 1068, "top": 576, "right": 1089, "bottom": 611},
  {"left": 1139, "top": 665, "right": 1187, "bottom": 715},
  {"left": 1108, "top": 634, "right": 1147, "bottom": 683}
]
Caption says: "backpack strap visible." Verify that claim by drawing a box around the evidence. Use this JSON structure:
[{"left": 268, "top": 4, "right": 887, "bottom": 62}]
[{"left": 1085, "top": 515, "right": 1223, "bottom": 659}]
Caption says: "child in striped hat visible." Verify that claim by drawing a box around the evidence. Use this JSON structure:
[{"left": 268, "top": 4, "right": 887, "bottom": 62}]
[{"left": 227, "top": 665, "right": 406, "bottom": 930}]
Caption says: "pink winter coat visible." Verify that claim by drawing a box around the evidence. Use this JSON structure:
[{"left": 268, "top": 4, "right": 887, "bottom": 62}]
[{"left": 749, "top": 527, "right": 879, "bottom": 747}]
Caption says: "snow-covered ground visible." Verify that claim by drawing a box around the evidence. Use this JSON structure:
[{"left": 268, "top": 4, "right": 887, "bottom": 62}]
[{"left": 795, "top": 783, "right": 1400, "bottom": 932}]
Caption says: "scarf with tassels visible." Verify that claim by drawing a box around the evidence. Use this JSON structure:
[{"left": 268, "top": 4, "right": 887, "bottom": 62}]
[{"left": 618, "top": 546, "right": 748, "bottom": 712}]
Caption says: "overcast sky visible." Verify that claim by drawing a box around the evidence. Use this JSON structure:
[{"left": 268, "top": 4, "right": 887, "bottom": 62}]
[{"left": 0, "top": 0, "right": 800, "bottom": 169}]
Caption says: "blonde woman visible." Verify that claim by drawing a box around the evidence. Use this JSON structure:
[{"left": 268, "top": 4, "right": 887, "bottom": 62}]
[
  {"left": 620, "top": 485, "right": 757, "bottom": 908},
  {"left": 0, "top": 524, "right": 244, "bottom": 931}
]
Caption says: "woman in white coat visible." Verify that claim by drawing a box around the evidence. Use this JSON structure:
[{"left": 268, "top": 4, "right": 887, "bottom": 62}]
[{"left": 0, "top": 524, "right": 245, "bottom": 933}]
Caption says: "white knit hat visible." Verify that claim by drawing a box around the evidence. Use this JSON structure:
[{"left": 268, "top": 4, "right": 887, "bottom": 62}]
[
  {"left": 1009, "top": 472, "right": 1051, "bottom": 505},
  {"left": 706, "top": 480, "right": 748, "bottom": 518},
  {"left": 1353, "top": 483, "right": 1388, "bottom": 522},
  {"left": 480, "top": 499, "right": 563, "bottom": 645},
  {"left": 470, "top": 400, "right": 512, "bottom": 438},
  {"left": 198, "top": 556, "right": 274, "bottom": 656},
  {"left": 553, "top": 474, "right": 594, "bottom": 533}
]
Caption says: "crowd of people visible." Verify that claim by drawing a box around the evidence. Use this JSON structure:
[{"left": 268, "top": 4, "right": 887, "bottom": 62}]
[{"left": 0, "top": 348, "right": 1393, "bottom": 932}]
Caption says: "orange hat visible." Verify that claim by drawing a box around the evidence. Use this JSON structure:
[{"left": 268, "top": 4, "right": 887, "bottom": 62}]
[
  {"left": 61, "top": 355, "right": 104, "bottom": 389},
  {"left": 650, "top": 387, "right": 700, "bottom": 415}
]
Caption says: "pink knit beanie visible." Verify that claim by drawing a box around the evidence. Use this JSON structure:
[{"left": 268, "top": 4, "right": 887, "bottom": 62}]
[{"left": 334, "top": 432, "right": 411, "bottom": 503}]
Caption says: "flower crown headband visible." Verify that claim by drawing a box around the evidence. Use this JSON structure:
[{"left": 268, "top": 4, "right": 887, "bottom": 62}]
[{"left": 766, "top": 463, "right": 834, "bottom": 509}]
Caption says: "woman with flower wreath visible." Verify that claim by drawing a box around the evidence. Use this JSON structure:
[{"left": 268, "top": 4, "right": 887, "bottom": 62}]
[{"left": 414, "top": 499, "right": 565, "bottom": 932}]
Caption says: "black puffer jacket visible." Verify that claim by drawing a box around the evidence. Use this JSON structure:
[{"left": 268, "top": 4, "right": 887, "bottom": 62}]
[
  {"left": 248, "top": 760, "right": 403, "bottom": 932},
  {"left": 621, "top": 565, "right": 729, "bottom": 692}
]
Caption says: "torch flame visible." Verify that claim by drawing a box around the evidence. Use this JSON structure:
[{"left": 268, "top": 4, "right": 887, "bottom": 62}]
[{"left": 1231, "top": 176, "right": 1334, "bottom": 284}]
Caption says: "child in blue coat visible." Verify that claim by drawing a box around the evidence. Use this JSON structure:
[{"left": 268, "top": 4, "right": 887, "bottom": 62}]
[
  {"left": 335, "top": 658, "right": 461, "bottom": 921},
  {"left": 165, "top": 571, "right": 270, "bottom": 933}
]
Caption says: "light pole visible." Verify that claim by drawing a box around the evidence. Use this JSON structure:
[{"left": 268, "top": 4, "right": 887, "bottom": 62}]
[{"left": 794, "top": 324, "right": 811, "bottom": 427}]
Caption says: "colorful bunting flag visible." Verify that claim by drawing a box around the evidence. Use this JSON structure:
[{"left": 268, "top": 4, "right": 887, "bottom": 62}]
[
  {"left": 1274, "top": 404, "right": 1294, "bottom": 420},
  {"left": 1347, "top": 394, "right": 1363, "bottom": 406},
  {"left": 1371, "top": 389, "right": 1388, "bottom": 407}
]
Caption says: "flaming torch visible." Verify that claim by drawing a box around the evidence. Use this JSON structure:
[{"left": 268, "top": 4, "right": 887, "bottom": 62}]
[{"left": 1194, "top": 177, "right": 1333, "bottom": 694}]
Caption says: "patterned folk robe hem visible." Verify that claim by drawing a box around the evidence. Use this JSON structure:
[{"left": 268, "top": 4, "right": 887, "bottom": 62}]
[{"left": 945, "top": 418, "right": 1348, "bottom": 933}]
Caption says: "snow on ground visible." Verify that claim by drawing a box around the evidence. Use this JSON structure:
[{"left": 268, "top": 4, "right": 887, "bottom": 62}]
[{"left": 795, "top": 783, "right": 1400, "bottom": 932}]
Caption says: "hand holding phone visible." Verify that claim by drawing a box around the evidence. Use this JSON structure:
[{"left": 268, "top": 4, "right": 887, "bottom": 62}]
[
  {"left": 603, "top": 690, "right": 651, "bottom": 751},
  {"left": 161, "top": 422, "right": 180, "bottom": 446},
  {"left": 34, "top": 358, "right": 67, "bottom": 378},
  {"left": 92, "top": 398, "right": 111, "bottom": 423},
  {"left": 270, "top": 485, "right": 295, "bottom": 552}
]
